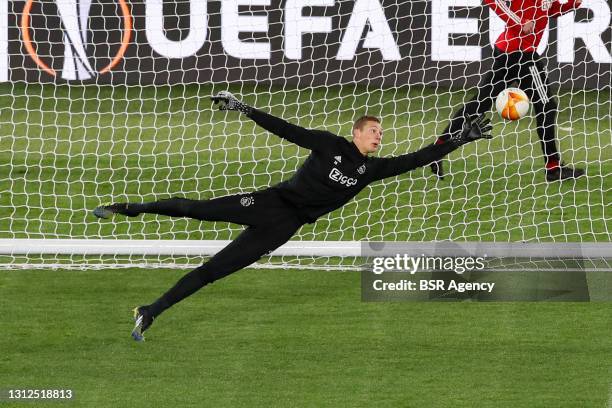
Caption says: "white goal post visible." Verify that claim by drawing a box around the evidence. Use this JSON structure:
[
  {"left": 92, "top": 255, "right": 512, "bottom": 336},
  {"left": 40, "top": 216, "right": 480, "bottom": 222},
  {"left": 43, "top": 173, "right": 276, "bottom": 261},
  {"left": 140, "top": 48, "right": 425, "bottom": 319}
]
[
  {"left": 1, "top": 240, "right": 611, "bottom": 272},
  {"left": 3, "top": 239, "right": 612, "bottom": 258}
]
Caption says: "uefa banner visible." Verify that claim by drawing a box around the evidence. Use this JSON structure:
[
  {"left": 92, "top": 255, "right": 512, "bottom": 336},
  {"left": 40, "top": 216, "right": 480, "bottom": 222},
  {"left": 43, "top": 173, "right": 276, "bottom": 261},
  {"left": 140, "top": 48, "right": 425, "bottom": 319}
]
[{"left": 1, "top": 0, "right": 611, "bottom": 87}]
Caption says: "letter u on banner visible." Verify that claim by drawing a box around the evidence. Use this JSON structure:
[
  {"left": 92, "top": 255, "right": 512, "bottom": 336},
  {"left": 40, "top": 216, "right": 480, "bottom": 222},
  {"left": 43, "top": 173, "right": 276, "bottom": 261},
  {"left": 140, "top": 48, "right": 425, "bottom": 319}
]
[{"left": 145, "top": 0, "right": 207, "bottom": 58}]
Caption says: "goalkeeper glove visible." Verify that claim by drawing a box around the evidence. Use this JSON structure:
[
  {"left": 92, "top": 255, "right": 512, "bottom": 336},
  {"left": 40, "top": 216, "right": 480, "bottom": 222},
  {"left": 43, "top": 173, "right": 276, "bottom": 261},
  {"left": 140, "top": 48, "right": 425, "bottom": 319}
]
[
  {"left": 210, "top": 91, "right": 253, "bottom": 115},
  {"left": 450, "top": 114, "right": 493, "bottom": 146}
]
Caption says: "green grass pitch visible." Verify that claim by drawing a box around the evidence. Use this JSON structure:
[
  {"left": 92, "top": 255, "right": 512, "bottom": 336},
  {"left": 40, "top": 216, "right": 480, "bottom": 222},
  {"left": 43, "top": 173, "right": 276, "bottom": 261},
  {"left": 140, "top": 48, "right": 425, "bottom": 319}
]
[
  {"left": 0, "top": 84, "right": 610, "bottom": 406},
  {"left": 0, "top": 268, "right": 611, "bottom": 407}
]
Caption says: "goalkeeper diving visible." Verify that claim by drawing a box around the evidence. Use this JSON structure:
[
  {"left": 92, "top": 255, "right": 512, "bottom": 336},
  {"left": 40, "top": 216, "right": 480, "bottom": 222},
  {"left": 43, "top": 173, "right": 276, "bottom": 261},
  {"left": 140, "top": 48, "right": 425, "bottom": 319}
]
[{"left": 93, "top": 92, "right": 493, "bottom": 341}]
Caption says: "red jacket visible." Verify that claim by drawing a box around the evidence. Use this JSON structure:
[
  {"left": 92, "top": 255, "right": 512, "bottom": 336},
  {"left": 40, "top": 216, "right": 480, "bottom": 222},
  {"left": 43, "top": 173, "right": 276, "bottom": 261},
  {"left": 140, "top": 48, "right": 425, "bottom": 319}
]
[{"left": 484, "top": 0, "right": 582, "bottom": 53}]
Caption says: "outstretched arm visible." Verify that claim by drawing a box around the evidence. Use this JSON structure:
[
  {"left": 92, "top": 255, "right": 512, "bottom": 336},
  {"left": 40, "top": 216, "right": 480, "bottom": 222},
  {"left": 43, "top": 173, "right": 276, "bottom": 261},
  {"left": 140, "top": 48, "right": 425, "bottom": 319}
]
[
  {"left": 549, "top": 0, "right": 581, "bottom": 17},
  {"left": 247, "top": 109, "right": 339, "bottom": 151},
  {"left": 369, "top": 115, "right": 492, "bottom": 181},
  {"left": 211, "top": 91, "right": 338, "bottom": 151}
]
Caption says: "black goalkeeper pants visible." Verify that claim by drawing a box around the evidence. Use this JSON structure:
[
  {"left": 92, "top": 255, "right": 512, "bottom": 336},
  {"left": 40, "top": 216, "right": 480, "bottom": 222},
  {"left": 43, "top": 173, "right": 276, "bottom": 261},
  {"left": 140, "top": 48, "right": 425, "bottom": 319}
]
[
  {"left": 129, "top": 190, "right": 304, "bottom": 317},
  {"left": 440, "top": 49, "right": 560, "bottom": 165}
]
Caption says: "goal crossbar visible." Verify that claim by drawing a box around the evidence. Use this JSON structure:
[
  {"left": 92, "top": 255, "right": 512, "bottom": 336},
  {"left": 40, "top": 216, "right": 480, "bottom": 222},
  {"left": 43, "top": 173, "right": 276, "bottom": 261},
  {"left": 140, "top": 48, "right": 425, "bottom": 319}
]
[{"left": 1, "top": 239, "right": 610, "bottom": 258}]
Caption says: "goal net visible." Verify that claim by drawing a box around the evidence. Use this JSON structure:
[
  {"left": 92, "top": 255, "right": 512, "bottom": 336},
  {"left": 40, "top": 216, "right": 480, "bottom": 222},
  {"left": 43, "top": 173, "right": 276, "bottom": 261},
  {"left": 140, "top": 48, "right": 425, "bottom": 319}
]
[{"left": 0, "top": 0, "right": 610, "bottom": 269}]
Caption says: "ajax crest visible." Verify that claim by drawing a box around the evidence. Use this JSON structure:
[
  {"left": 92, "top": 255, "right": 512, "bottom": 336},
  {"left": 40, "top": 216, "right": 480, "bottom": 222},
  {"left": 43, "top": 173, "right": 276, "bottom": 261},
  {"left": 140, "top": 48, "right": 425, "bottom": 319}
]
[{"left": 240, "top": 196, "right": 255, "bottom": 207}]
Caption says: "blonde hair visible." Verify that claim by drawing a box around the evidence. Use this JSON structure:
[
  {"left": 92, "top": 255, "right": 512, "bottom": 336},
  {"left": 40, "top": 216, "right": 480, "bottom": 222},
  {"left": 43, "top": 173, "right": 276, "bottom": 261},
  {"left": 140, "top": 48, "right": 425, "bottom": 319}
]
[{"left": 352, "top": 115, "right": 380, "bottom": 130}]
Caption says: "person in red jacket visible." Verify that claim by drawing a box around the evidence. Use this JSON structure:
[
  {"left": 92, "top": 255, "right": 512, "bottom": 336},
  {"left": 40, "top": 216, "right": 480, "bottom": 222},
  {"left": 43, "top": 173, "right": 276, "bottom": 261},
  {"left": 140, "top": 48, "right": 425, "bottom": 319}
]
[{"left": 431, "top": 0, "right": 585, "bottom": 182}]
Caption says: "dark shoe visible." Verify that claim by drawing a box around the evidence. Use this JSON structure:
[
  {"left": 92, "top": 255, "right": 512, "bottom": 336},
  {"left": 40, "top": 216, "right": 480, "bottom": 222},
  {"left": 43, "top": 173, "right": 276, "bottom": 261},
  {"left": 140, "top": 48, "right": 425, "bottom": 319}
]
[
  {"left": 545, "top": 165, "right": 585, "bottom": 182},
  {"left": 430, "top": 160, "right": 445, "bottom": 180},
  {"left": 131, "top": 306, "right": 155, "bottom": 342},
  {"left": 92, "top": 202, "right": 137, "bottom": 219}
]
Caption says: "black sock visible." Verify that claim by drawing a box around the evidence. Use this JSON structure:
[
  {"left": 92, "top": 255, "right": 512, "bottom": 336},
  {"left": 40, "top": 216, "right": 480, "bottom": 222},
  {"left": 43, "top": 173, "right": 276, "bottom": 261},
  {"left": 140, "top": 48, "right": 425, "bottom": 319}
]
[
  {"left": 106, "top": 203, "right": 141, "bottom": 217},
  {"left": 123, "top": 198, "right": 195, "bottom": 218},
  {"left": 111, "top": 200, "right": 180, "bottom": 217},
  {"left": 148, "top": 266, "right": 212, "bottom": 318}
]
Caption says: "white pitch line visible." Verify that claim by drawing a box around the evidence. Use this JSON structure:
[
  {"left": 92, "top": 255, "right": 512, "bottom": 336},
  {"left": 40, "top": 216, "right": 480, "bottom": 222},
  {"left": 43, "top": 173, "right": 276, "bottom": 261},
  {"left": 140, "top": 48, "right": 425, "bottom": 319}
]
[{"left": 559, "top": 126, "right": 573, "bottom": 132}]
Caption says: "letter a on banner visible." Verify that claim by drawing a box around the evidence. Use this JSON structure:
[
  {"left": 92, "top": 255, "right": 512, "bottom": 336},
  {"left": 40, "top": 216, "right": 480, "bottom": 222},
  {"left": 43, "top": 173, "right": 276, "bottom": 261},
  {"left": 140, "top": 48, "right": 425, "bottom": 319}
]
[{"left": 337, "top": 0, "right": 401, "bottom": 60}]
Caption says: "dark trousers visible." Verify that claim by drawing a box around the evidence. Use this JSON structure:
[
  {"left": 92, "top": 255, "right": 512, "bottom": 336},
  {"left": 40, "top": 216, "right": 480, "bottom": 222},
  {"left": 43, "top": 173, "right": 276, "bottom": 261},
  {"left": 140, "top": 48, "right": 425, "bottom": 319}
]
[
  {"left": 440, "top": 49, "right": 560, "bottom": 165},
  {"left": 130, "top": 190, "right": 303, "bottom": 316}
]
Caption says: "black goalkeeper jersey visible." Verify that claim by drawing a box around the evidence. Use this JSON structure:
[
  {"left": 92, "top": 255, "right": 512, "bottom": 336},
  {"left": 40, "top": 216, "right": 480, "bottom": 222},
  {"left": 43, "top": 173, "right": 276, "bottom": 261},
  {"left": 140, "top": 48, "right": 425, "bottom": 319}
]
[{"left": 247, "top": 109, "right": 458, "bottom": 223}]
